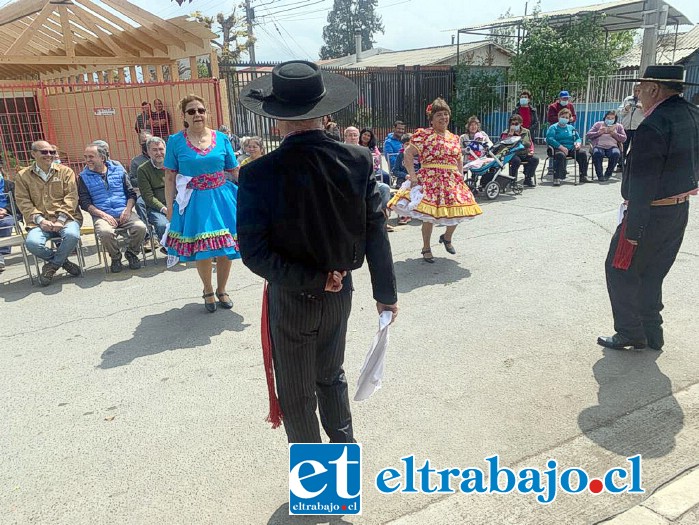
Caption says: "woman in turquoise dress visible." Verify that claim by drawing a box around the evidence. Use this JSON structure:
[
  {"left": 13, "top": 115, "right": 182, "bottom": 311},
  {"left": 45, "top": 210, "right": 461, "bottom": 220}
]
[{"left": 164, "top": 94, "right": 240, "bottom": 312}]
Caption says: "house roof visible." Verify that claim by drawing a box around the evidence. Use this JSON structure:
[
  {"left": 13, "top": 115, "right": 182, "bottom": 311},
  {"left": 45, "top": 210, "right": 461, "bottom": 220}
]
[
  {"left": 455, "top": 0, "right": 692, "bottom": 33},
  {"left": 0, "top": 0, "right": 216, "bottom": 80},
  {"left": 618, "top": 24, "right": 699, "bottom": 68},
  {"left": 321, "top": 41, "right": 513, "bottom": 69}
]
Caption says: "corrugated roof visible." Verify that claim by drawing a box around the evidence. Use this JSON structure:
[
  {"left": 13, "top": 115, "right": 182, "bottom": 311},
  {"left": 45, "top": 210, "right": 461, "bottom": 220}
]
[
  {"left": 618, "top": 25, "right": 699, "bottom": 68},
  {"left": 322, "top": 42, "right": 512, "bottom": 69},
  {"left": 455, "top": 0, "right": 692, "bottom": 33}
]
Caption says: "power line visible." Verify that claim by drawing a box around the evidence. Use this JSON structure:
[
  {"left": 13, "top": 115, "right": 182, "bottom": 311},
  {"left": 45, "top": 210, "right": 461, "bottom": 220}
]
[
  {"left": 274, "top": 19, "right": 312, "bottom": 58},
  {"left": 261, "top": 0, "right": 326, "bottom": 17}
]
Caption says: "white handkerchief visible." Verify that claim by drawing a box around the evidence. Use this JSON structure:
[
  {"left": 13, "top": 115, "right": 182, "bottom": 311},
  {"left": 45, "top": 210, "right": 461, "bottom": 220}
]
[
  {"left": 175, "top": 173, "right": 194, "bottom": 215},
  {"left": 354, "top": 311, "right": 393, "bottom": 401},
  {"left": 617, "top": 202, "right": 628, "bottom": 226}
]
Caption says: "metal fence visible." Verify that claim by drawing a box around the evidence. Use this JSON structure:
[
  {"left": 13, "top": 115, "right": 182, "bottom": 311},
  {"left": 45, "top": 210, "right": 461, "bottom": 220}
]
[{"left": 220, "top": 61, "right": 455, "bottom": 149}]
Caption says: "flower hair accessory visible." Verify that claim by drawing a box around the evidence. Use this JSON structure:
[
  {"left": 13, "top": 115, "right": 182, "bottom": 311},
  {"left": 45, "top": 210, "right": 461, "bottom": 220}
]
[{"left": 426, "top": 103, "right": 433, "bottom": 116}]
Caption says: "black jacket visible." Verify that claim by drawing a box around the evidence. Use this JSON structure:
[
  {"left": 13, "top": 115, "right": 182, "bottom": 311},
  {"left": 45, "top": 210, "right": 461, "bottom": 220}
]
[
  {"left": 623, "top": 95, "right": 699, "bottom": 240},
  {"left": 237, "top": 130, "right": 397, "bottom": 304}
]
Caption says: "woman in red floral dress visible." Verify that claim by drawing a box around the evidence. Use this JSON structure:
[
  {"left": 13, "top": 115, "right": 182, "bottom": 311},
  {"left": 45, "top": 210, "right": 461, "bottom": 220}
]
[{"left": 389, "top": 98, "right": 482, "bottom": 262}]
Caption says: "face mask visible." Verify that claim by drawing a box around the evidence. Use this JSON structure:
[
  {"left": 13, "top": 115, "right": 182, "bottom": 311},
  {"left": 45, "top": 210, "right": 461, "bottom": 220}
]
[
  {"left": 604, "top": 119, "right": 615, "bottom": 126},
  {"left": 560, "top": 100, "right": 569, "bottom": 107},
  {"left": 558, "top": 117, "right": 569, "bottom": 126},
  {"left": 519, "top": 97, "right": 529, "bottom": 106},
  {"left": 512, "top": 125, "right": 521, "bottom": 132}
]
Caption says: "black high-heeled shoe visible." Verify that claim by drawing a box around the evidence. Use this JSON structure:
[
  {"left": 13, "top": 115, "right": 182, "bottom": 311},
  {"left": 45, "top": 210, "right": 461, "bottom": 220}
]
[
  {"left": 439, "top": 234, "right": 456, "bottom": 254},
  {"left": 216, "top": 291, "right": 233, "bottom": 309},
  {"left": 202, "top": 291, "right": 217, "bottom": 313},
  {"left": 421, "top": 248, "right": 435, "bottom": 263}
]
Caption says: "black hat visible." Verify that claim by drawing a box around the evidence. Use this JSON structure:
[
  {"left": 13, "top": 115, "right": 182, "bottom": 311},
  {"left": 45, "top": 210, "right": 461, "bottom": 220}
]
[
  {"left": 623, "top": 65, "right": 699, "bottom": 86},
  {"left": 239, "top": 61, "right": 357, "bottom": 120}
]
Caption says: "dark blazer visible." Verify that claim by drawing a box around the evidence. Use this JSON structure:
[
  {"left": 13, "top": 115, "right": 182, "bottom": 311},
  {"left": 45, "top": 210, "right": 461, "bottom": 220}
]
[
  {"left": 623, "top": 95, "right": 699, "bottom": 240},
  {"left": 237, "top": 130, "right": 397, "bottom": 305}
]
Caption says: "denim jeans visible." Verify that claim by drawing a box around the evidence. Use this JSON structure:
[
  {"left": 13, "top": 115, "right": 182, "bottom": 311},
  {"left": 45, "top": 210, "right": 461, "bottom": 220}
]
[
  {"left": 592, "top": 147, "right": 621, "bottom": 178},
  {"left": 147, "top": 208, "right": 168, "bottom": 241},
  {"left": 25, "top": 221, "right": 80, "bottom": 266},
  {"left": 0, "top": 215, "right": 15, "bottom": 255}
]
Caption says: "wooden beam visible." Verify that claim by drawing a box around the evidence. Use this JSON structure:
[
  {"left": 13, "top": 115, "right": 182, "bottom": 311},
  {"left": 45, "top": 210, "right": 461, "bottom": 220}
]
[
  {"left": 0, "top": 0, "right": 45, "bottom": 27},
  {"left": 155, "top": 64, "right": 164, "bottom": 82},
  {"left": 129, "top": 66, "right": 137, "bottom": 83},
  {"left": 189, "top": 56, "right": 198, "bottom": 79},
  {"left": 170, "top": 61, "right": 179, "bottom": 81},
  {"left": 0, "top": 55, "right": 173, "bottom": 65},
  {"left": 117, "top": 66, "right": 125, "bottom": 83},
  {"left": 210, "top": 50, "right": 219, "bottom": 78},
  {"left": 99, "top": 0, "right": 199, "bottom": 48},
  {"left": 128, "top": 27, "right": 168, "bottom": 54},
  {"left": 69, "top": 5, "right": 136, "bottom": 57},
  {"left": 58, "top": 5, "right": 75, "bottom": 57},
  {"left": 4, "top": 3, "right": 56, "bottom": 55}
]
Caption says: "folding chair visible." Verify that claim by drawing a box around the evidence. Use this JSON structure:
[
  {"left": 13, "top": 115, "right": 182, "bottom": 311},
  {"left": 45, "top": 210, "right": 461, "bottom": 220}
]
[
  {"left": 31, "top": 234, "right": 87, "bottom": 279},
  {"left": 0, "top": 191, "right": 34, "bottom": 284},
  {"left": 94, "top": 227, "right": 148, "bottom": 274},
  {"left": 540, "top": 147, "right": 580, "bottom": 185}
]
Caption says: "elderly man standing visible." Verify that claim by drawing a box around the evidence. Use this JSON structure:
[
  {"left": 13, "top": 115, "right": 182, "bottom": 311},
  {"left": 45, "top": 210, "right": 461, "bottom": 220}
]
[
  {"left": 237, "top": 61, "right": 398, "bottom": 443},
  {"left": 547, "top": 90, "right": 577, "bottom": 125},
  {"left": 79, "top": 143, "right": 146, "bottom": 273},
  {"left": 137, "top": 136, "right": 168, "bottom": 243},
  {"left": 14, "top": 141, "right": 82, "bottom": 285},
  {"left": 599, "top": 66, "right": 699, "bottom": 351}
]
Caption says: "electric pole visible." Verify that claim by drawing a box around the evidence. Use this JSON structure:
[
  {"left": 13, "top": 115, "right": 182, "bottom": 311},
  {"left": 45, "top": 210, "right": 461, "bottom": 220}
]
[
  {"left": 245, "top": 0, "right": 256, "bottom": 65},
  {"left": 639, "top": 0, "right": 661, "bottom": 74}
]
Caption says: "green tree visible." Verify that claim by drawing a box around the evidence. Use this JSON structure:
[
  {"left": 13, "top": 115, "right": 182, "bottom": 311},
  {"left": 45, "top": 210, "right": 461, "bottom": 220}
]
[
  {"left": 453, "top": 66, "right": 504, "bottom": 126},
  {"left": 192, "top": 8, "right": 253, "bottom": 61},
  {"left": 320, "top": 0, "right": 384, "bottom": 60},
  {"left": 488, "top": 8, "right": 516, "bottom": 53},
  {"left": 511, "top": 14, "right": 634, "bottom": 103}
]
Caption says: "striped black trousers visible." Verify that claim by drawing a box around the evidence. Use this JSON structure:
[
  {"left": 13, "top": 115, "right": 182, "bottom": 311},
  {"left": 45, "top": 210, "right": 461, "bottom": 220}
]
[{"left": 268, "top": 283, "right": 354, "bottom": 443}]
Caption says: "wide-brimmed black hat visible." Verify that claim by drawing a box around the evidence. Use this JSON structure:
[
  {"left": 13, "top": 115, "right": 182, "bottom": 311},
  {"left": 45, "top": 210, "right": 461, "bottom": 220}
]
[
  {"left": 622, "top": 65, "right": 699, "bottom": 86},
  {"left": 239, "top": 61, "right": 357, "bottom": 120}
]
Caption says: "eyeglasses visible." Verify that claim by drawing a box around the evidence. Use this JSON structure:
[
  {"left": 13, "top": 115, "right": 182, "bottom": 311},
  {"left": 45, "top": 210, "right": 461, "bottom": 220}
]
[
  {"left": 185, "top": 108, "right": 206, "bottom": 115},
  {"left": 36, "top": 149, "right": 57, "bottom": 155}
]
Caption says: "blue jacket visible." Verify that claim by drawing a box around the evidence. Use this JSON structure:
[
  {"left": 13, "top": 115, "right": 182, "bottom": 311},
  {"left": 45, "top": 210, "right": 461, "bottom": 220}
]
[
  {"left": 383, "top": 133, "right": 403, "bottom": 170},
  {"left": 0, "top": 175, "right": 7, "bottom": 209},
  {"left": 546, "top": 124, "right": 581, "bottom": 150},
  {"left": 79, "top": 162, "right": 131, "bottom": 218}
]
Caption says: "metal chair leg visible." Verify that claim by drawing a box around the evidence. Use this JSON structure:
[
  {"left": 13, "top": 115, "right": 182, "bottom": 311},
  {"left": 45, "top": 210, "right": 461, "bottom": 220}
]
[{"left": 22, "top": 245, "right": 36, "bottom": 285}]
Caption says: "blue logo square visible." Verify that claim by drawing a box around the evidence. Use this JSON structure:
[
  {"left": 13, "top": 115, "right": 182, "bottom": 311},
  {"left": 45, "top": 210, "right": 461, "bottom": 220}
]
[{"left": 289, "top": 443, "right": 362, "bottom": 515}]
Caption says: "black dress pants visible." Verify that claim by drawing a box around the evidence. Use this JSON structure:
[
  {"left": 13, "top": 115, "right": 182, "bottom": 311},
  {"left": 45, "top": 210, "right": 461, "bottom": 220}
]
[
  {"left": 268, "top": 282, "right": 354, "bottom": 443},
  {"left": 605, "top": 202, "right": 689, "bottom": 341}
]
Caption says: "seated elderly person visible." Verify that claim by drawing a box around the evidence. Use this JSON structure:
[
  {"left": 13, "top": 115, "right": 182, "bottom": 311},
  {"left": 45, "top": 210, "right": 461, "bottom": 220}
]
[
  {"left": 137, "top": 136, "right": 168, "bottom": 243},
  {"left": 500, "top": 114, "right": 539, "bottom": 187},
  {"left": 545, "top": 108, "right": 589, "bottom": 185},
  {"left": 344, "top": 125, "right": 394, "bottom": 232},
  {"left": 129, "top": 131, "right": 152, "bottom": 188},
  {"left": 586, "top": 110, "right": 627, "bottom": 181},
  {"left": 79, "top": 143, "right": 146, "bottom": 273},
  {"left": 14, "top": 140, "right": 82, "bottom": 285}
]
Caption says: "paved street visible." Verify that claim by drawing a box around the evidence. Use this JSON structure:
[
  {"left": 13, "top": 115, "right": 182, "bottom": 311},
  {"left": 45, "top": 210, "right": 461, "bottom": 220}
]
[{"left": 2, "top": 172, "right": 698, "bottom": 525}]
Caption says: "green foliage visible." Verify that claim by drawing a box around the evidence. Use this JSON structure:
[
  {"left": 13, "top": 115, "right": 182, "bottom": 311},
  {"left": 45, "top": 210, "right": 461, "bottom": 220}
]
[
  {"left": 453, "top": 66, "right": 504, "bottom": 125},
  {"left": 511, "top": 14, "right": 634, "bottom": 103},
  {"left": 488, "top": 8, "right": 516, "bottom": 53},
  {"left": 320, "top": 0, "right": 384, "bottom": 60}
]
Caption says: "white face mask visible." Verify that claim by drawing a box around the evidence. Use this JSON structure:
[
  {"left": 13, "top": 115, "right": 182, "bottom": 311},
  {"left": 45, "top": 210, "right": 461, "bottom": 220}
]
[
  {"left": 604, "top": 119, "right": 615, "bottom": 126},
  {"left": 560, "top": 100, "right": 569, "bottom": 107}
]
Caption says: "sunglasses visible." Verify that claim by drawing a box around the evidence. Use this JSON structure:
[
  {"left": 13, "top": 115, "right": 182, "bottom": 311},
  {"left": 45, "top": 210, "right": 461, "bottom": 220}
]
[
  {"left": 185, "top": 108, "right": 206, "bottom": 115},
  {"left": 37, "top": 149, "right": 57, "bottom": 155}
]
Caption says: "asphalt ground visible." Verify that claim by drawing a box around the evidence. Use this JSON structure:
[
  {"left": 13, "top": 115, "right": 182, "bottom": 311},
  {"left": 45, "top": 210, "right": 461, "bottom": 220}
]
[{"left": 1, "top": 165, "right": 698, "bottom": 525}]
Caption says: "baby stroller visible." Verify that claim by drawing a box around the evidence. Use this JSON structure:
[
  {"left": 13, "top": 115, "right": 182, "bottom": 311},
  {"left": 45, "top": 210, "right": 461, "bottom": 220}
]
[{"left": 464, "top": 136, "right": 526, "bottom": 200}]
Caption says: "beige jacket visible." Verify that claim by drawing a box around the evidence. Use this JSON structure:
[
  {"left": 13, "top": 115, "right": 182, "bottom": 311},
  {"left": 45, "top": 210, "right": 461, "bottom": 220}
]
[{"left": 14, "top": 162, "right": 81, "bottom": 228}]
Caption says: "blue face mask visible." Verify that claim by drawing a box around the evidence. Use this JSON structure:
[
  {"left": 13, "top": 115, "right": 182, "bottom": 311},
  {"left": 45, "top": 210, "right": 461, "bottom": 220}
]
[
  {"left": 604, "top": 119, "right": 615, "bottom": 126},
  {"left": 558, "top": 117, "right": 569, "bottom": 126},
  {"left": 512, "top": 124, "right": 521, "bottom": 132},
  {"left": 519, "top": 97, "right": 529, "bottom": 106}
]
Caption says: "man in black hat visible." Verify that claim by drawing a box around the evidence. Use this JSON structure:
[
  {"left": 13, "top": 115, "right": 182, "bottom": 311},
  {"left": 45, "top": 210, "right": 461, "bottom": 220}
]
[
  {"left": 236, "top": 61, "right": 398, "bottom": 443},
  {"left": 598, "top": 65, "right": 699, "bottom": 351}
]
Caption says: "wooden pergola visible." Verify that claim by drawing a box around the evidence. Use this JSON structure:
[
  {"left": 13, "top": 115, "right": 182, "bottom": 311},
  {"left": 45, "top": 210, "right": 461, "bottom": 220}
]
[{"left": 0, "top": 0, "right": 219, "bottom": 82}]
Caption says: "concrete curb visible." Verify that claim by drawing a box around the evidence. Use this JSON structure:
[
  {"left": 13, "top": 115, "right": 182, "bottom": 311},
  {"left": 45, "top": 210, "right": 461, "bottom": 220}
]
[{"left": 601, "top": 467, "right": 699, "bottom": 524}]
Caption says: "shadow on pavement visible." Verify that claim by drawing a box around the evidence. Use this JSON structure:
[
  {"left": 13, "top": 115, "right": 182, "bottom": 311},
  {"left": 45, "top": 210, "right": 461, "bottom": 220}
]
[
  {"left": 393, "top": 257, "right": 471, "bottom": 294},
  {"left": 97, "top": 303, "right": 249, "bottom": 369},
  {"left": 267, "top": 503, "right": 352, "bottom": 525},
  {"left": 578, "top": 348, "right": 683, "bottom": 458}
]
